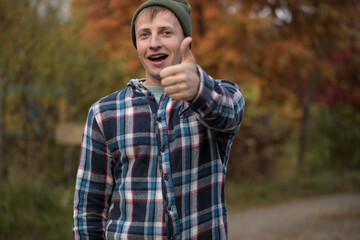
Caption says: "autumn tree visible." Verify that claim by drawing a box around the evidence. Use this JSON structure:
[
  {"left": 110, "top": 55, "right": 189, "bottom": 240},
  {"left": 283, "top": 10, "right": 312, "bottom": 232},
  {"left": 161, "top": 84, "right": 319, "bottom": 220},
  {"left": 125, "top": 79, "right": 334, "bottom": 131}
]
[
  {"left": 0, "top": 0, "right": 124, "bottom": 179},
  {"left": 72, "top": 0, "right": 360, "bottom": 177},
  {"left": 193, "top": 0, "right": 359, "bottom": 172},
  {"left": 236, "top": 0, "right": 360, "bottom": 168}
]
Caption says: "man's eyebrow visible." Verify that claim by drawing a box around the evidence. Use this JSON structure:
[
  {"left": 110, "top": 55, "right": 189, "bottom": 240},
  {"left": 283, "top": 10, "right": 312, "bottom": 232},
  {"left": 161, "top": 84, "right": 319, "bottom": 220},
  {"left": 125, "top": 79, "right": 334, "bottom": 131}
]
[
  {"left": 137, "top": 25, "right": 175, "bottom": 32},
  {"left": 137, "top": 27, "right": 150, "bottom": 32},
  {"left": 158, "top": 26, "right": 174, "bottom": 31}
]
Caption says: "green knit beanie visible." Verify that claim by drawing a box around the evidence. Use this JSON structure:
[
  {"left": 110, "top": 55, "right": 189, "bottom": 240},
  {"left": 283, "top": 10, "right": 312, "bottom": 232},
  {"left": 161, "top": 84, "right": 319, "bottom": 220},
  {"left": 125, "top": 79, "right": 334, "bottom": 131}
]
[{"left": 131, "top": 0, "right": 192, "bottom": 48}]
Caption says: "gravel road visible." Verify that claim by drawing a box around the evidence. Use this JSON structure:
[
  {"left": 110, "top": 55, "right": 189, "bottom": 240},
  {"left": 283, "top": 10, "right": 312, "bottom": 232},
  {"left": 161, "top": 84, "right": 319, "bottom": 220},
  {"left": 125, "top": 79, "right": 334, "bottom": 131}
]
[{"left": 227, "top": 193, "right": 360, "bottom": 240}]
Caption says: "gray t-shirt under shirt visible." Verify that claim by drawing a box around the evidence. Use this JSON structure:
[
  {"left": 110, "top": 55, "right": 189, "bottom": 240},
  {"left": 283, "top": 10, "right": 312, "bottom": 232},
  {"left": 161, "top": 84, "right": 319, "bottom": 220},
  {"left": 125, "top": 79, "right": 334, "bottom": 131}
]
[{"left": 145, "top": 85, "right": 165, "bottom": 105}]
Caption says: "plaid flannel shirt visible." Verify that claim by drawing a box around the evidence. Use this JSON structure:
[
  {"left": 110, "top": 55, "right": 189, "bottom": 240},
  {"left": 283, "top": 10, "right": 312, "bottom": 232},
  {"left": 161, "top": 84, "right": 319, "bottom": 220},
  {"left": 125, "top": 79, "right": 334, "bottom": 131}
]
[{"left": 73, "top": 67, "right": 245, "bottom": 240}]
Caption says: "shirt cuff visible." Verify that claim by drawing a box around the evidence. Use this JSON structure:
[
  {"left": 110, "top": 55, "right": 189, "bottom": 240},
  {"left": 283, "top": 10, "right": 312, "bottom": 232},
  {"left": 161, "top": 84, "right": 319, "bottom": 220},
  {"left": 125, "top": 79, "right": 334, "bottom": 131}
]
[{"left": 190, "top": 65, "right": 205, "bottom": 103}]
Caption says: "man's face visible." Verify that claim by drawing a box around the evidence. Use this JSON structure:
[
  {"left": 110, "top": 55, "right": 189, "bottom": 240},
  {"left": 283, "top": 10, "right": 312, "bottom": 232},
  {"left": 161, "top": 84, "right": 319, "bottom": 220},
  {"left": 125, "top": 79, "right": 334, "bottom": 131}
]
[{"left": 135, "top": 10, "right": 185, "bottom": 85}]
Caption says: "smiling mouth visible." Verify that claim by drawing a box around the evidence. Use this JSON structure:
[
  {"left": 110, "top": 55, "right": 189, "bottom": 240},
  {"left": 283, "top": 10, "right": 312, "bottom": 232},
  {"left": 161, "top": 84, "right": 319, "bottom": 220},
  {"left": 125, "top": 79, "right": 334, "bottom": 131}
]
[{"left": 148, "top": 54, "right": 168, "bottom": 62}]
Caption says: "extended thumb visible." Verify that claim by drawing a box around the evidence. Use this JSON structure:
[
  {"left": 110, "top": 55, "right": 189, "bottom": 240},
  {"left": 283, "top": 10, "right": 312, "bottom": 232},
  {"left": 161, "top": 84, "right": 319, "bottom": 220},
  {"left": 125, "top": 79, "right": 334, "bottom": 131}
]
[{"left": 181, "top": 37, "right": 193, "bottom": 63}]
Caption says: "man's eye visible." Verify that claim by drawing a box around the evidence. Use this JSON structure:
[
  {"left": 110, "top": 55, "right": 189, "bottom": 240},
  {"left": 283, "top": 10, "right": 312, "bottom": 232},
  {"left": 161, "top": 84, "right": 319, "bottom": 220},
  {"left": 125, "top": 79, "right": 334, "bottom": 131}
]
[
  {"left": 139, "top": 33, "right": 149, "bottom": 38},
  {"left": 162, "top": 31, "right": 172, "bottom": 36}
]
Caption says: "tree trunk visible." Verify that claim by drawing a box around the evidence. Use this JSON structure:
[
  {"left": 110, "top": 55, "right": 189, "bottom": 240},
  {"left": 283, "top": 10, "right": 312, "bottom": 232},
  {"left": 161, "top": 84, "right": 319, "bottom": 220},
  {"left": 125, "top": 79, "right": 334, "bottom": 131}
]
[
  {"left": 0, "top": 75, "right": 5, "bottom": 178},
  {"left": 297, "top": 68, "right": 318, "bottom": 170},
  {"left": 298, "top": 102, "right": 310, "bottom": 169},
  {"left": 65, "top": 145, "right": 76, "bottom": 180}
]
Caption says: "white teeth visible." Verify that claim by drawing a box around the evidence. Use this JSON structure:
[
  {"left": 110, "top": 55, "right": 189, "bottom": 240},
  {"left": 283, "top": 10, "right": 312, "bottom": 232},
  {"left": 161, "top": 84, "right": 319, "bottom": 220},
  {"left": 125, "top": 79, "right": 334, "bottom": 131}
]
[{"left": 150, "top": 55, "right": 166, "bottom": 59}]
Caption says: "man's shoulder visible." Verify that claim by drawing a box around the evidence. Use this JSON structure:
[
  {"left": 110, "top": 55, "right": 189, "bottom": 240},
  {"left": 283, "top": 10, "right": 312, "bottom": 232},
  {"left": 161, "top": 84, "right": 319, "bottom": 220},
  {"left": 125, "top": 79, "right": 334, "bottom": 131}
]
[
  {"left": 97, "top": 81, "right": 138, "bottom": 103},
  {"left": 100, "top": 88, "right": 127, "bottom": 103},
  {"left": 89, "top": 79, "right": 142, "bottom": 112}
]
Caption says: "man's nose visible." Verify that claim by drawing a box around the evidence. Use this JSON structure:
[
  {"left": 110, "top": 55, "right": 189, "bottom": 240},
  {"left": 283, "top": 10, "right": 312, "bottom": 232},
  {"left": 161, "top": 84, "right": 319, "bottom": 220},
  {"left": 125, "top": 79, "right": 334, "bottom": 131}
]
[{"left": 149, "top": 34, "right": 162, "bottom": 49}]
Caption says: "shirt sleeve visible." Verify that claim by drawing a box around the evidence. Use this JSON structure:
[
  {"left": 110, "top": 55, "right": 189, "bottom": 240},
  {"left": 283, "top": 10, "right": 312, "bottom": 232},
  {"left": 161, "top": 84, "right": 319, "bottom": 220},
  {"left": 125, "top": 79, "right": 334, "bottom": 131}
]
[
  {"left": 190, "top": 66, "right": 245, "bottom": 133},
  {"left": 73, "top": 103, "right": 114, "bottom": 240}
]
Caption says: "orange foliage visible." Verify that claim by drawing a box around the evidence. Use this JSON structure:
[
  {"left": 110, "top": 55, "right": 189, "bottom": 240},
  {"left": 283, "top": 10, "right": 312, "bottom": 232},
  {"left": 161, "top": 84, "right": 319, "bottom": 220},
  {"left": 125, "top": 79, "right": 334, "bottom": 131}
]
[
  {"left": 72, "top": 0, "right": 360, "bottom": 107},
  {"left": 70, "top": 0, "right": 360, "bottom": 177}
]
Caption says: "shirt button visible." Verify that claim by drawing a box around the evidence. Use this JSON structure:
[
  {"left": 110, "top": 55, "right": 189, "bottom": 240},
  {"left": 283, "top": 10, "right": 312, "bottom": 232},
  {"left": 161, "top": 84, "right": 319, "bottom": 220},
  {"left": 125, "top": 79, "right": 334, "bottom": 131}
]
[
  {"left": 160, "top": 146, "right": 165, "bottom": 153},
  {"left": 149, "top": 95, "right": 155, "bottom": 100},
  {"left": 156, "top": 117, "right": 162, "bottom": 122},
  {"left": 167, "top": 205, "right": 172, "bottom": 212},
  {"left": 163, "top": 174, "right": 169, "bottom": 181}
]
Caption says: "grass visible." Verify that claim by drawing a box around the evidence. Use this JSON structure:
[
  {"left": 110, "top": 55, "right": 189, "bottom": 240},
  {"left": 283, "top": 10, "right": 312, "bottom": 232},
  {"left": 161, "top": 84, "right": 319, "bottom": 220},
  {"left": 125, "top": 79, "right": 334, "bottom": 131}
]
[
  {"left": 0, "top": 170, "right": 359, "bottom": 239},
  {"left": 225, "top": 170, "right": 360, "bottom": 212},
  {"left": 0, "top": 177, "right": 74, "bottom": 240}
]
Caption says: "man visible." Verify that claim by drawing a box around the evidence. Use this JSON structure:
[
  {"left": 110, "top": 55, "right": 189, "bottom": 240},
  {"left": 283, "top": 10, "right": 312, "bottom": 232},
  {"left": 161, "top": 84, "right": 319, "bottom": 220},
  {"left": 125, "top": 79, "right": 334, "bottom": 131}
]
[{"left": 73, "top": 0, "right": 245, "bottom": 239}]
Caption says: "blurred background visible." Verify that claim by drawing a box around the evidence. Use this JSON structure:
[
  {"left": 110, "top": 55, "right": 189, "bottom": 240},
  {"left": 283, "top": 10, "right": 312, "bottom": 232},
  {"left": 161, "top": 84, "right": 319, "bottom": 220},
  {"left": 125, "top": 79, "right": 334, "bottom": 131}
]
[{"left": 0, "top": 0, "right": 359, "bottom": 239}]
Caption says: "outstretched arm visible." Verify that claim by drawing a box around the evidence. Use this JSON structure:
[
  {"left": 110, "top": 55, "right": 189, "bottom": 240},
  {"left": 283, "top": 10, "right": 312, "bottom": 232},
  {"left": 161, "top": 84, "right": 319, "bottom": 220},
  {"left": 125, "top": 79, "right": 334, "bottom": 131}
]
[{"left": 160, "top": 36, "right": 245, "bottom": 133}]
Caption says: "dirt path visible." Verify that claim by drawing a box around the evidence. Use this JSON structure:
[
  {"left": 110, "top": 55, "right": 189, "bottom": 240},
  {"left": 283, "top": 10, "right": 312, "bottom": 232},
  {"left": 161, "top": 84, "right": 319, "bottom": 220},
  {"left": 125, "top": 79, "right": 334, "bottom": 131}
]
[{"left": 227, "top": 192, "right": 360, "bottom": 240}]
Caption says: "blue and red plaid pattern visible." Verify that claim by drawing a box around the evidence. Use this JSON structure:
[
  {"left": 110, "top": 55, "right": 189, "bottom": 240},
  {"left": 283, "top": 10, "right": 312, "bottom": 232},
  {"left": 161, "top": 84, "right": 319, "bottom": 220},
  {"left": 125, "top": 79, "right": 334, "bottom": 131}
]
[{"left": 73, "top": 67, "right": 245, "bottom": 240}]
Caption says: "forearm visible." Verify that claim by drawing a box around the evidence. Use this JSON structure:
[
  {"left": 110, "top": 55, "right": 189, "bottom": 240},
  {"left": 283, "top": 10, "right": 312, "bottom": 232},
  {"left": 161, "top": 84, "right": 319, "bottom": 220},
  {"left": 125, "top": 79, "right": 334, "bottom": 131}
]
[{"left": 190, "top": 66, "right": 245, "bottom": 132}]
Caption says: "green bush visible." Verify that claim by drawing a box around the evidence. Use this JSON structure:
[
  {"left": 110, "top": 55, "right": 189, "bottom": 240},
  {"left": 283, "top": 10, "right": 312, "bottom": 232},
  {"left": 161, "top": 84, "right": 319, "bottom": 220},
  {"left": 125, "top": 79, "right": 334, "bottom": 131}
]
[
  {"left": 0, "top": 177, "right": 73, "bottom": 240},
  {"left": 306, "top": 105, "right": 360, "bottom": 172}
]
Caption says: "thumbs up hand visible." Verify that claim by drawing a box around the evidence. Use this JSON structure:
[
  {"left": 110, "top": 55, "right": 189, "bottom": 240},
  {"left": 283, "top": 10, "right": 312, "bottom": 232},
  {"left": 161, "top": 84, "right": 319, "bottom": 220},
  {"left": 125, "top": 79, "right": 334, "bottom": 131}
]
[{"left": 160, "top": 37, "right": 200, "bottom": 101}]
